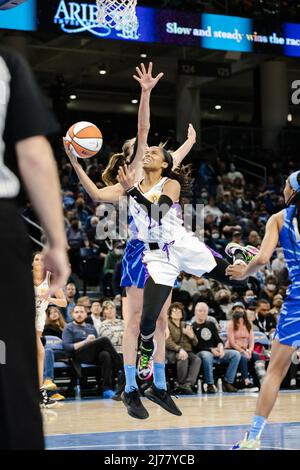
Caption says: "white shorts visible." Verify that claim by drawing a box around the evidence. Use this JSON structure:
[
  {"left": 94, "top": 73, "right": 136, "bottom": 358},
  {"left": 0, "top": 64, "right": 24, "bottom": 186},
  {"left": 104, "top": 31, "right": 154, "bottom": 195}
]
[
  {"left": 35, "top": 308, "right": 46, "bottom": 332},
  {"left": 143, "top": 233, "right": 217, "bottom": 287}
]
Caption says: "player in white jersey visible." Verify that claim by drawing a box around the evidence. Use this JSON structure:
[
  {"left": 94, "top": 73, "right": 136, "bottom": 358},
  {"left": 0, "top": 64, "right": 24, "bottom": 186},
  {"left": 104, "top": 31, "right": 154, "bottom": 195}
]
[
  {"left": 117, "top": 146, "right": 222, "bottom": 400},
  {"left": 32, "top": 252, "right": 67, "bottom": 407}
]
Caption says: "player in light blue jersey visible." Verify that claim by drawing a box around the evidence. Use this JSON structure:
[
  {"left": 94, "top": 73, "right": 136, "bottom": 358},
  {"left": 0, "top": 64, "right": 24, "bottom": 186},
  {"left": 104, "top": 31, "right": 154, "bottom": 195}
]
[{"left": 227, "top": 170, "right": 300, "bottom": 450}]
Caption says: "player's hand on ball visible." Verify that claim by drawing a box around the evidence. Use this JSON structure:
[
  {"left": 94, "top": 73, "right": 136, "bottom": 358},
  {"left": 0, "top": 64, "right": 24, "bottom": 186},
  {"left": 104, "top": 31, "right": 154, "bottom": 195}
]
[
  {"left": 226, "top": 263, "right": 247, "bottom": 280},
  {"left": 133, "top": 62, "right": 164, "bottom": 92},
  {"left": 63, "top": 137, "right": 78, "bottom": 166},
  {"left": 117, "top": 164, "right": 135, "bottom": 191}
]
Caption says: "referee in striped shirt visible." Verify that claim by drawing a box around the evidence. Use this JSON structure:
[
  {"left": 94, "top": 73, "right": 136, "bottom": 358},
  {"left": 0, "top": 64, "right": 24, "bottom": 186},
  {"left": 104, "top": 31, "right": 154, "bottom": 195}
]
[{"left": 0, "top": 47, "right": 70, "bottom": 449}]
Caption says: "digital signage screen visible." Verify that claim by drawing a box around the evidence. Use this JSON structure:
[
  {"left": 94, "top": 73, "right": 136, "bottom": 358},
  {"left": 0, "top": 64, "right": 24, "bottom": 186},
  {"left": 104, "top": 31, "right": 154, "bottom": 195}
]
[
  {"left": 36, "top": 1, "right": 300, "bottom": 58},
  {"left": 0, "top": 0, "right": 37, "bottom": 31}
]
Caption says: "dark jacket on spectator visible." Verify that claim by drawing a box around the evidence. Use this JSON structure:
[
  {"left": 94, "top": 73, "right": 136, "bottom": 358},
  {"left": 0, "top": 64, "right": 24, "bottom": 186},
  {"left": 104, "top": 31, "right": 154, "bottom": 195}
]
[
  {"left": 166, "top": 320, "right": 198, "bottom": 353},
  {"left": 253, "top": 314, "right": 277, "bottom": 334},
  {"left": 62, "top": 322, "right": 98, "bottom": 352},
  {"left": 192, "top": 321, "right": 223, "bottom": 352},
  {"left": 43, "top": 325, "right": 63, "bottom": 339}
]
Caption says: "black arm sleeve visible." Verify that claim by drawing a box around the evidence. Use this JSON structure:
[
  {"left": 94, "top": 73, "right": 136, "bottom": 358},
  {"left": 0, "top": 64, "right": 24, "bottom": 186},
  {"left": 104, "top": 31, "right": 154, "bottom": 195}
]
[{"left": 127, "top": 187, "right": 173, "bottom": 224}]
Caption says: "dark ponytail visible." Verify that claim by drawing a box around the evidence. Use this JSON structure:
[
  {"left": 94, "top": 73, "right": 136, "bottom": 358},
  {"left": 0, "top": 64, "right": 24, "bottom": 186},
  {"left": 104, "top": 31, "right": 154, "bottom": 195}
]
[{"left": 160, "top": 147, "right": 193, "bottom": 204}]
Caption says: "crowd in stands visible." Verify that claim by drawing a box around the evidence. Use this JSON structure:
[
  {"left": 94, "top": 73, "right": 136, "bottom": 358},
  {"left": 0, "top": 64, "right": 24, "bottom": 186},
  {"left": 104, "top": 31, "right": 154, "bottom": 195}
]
[{"left": 26, "top": 132, "right": 300, "bottom": 398}]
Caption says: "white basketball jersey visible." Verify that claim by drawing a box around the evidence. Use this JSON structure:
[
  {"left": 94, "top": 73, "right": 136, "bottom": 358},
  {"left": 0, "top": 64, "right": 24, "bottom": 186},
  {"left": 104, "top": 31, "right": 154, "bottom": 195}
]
[
  {"left": 34, "top": 271, "right": 51, "bottom": 314},
  {"left": 128, "top": 177, "right": 186, "bottom": 243}
]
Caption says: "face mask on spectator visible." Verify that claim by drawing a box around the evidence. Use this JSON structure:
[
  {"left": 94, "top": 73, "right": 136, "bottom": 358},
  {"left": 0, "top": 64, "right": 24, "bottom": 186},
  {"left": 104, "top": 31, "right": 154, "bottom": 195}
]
[
  {"left": 114, "top": 248, "right": 124, "bottom": 256},
  {"left": 220, "top": 296, "right": 230, "bottom": 304},
  {"left": 212, "top": 232, "right": 219, "bottom": 240},
  {"left": 245, "top": 295, "right": 256, "bottom": 304},
  {"left": 267, "top": 283, "right": 276, "bottom": 291},
  {"left": 233, "top": 311, "right": 244, "bottom": 319}
]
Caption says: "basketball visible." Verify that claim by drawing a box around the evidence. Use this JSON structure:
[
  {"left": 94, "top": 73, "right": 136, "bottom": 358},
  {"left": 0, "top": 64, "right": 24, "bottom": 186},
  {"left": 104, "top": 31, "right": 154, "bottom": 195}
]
[{"left": 65, "top": 121, "right": 103, "bottom": 159}]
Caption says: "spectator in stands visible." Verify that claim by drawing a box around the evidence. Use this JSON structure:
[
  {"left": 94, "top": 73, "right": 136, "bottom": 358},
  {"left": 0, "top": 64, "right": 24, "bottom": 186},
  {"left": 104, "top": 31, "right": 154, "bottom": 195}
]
[
  {"left": 77, "top": 296, "right": 92, "bottom": 316},
  {"left": 219, "top": 191, "right": 237, "bottom": 216},
  {"left": 231, "top": 177, "right": 245, "bottom": 199},
  {"left": 247, "top": 230, "right": 261, "bottom": 248},
  {"left": 44, "top": 306, "right": 66, "bottom": 339},
  {"left": 190, "top": 302, "right": 220, "bottom": 330},
  {"left": 42, "top": 345, "right": 66, "bottom": 401},
  {"left": 236, "top": 190, "right": 255, "bottom": 218},
  {"left": 62, "top": 305, "right": 122, "bottom": 398},
  {"left": 198, "top": 154, "right": 217, "bottom": 196},
  {"left": 194, "top": 288, "right": 226, "bottom": 322},
  {"left": 254, "top": 299, "right": 277, "bottom": 336},
  {"left": 192, "top": 302, "right": 240, "bottom": 393},
  {"left": 259, "top": 275, "right": 278, "bottom": 303},
  {"left": 228, "top": 301, "right": 246, "bottom": 320},
  {"left": 166, "top": 302, "right": 201, "bottom": 394},
  {"left": 246, "top": 308, "right": 259, "bottom": 331},
  {"left": 214, "top": 289, "right": 233, "bottom": 320},
  {"left": 204, "top": 196, "right": 223, "bottom": 222},
  {"left": 230, "top": 229, "right": 244, "bottom": 247},
  {"left": 226, "top": 163, "right": 245, "bottom": 185},
  {"left": 102, "top": 242, "right": 124, "bottom": 296},
  {"left": 243, "top": 289, "right": 257, "bottom": 308},
  {"left": 271, "top": 250, "right": 286, "bottom": 275},
  {"left": 74, "top": 197, "right": 90, "bottom": 226},
  {"left": 226, "top": 307, "right": 263, "bottom": 391},
  {"left": 67, "top": 217, "right": 89, "bottom": 275},
  {"left": 270, "top": 294, "right": 284, "bottom": 323},
  {"left": 63, "top": 282, "right": 78, "bottom": 322},
  {"left": 99, "top": 300, "right": 124, "bottom": 356},
  {"left": 86, "top": 300, "right": 103, "bottom": 335}
]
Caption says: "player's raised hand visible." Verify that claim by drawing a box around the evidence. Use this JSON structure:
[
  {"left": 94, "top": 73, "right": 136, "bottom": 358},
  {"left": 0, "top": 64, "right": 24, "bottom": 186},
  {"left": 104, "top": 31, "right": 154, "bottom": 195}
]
[
  {"left": 226, "top": 263, "right": 247, "bottom": 280},
  {"left": 133, "top": 62, "right": 164, "bottom": 92},
  {"left": 117, "top": 164, "right": 136, "bottom": 191},
  {"left": 63, "top": 137, "right": 78, "bottom": 167},
  {"left": 187, "top": 123, "right": 196, "bottom": 144}
]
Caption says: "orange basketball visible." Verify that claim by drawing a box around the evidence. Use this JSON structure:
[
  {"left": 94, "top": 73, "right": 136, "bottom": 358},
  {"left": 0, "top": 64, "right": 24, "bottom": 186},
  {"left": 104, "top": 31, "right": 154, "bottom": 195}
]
[{"left": 65, "top": 121, "right": 103, "bottom": 159}]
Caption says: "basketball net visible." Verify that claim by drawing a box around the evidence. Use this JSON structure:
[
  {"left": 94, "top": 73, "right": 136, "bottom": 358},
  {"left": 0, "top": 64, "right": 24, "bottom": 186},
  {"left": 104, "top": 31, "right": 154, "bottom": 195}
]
[{"left": 96, "top": 0, "right": 139, "bottom": 39}]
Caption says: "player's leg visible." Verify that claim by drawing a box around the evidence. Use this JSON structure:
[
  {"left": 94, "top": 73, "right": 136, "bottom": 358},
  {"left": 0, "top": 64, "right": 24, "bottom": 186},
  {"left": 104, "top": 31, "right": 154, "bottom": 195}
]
[
  {"left": 36, "top": 330, "right": 45, "bottom": 389},
  {"left": 139, "top": 277, "right": 172, "bottom": 368},
  {"left": 232, "top": 340, "right": 295, "bottom": 450},
  {"left": 121, "top": 286, "right": 149, "bottom": 419},
  {"left": 153, "top": 291, "right": 171, "bottom": 390}
]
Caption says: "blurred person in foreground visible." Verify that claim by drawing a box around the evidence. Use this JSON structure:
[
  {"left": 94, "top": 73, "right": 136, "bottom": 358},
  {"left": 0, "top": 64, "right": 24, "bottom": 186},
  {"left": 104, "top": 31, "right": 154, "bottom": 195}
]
[{"left": 0, "top": 47, "right": 69, "bottom": 449}]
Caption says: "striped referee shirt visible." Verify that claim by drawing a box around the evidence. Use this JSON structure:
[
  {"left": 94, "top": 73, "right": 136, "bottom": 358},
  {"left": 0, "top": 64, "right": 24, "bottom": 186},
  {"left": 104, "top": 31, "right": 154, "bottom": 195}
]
[{"left": 0, "top": 48, "right": 59, "bottom": 199}]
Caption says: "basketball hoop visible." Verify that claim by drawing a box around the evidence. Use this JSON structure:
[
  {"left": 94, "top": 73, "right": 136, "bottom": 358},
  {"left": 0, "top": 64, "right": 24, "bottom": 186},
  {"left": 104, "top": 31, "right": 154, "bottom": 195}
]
[{"left": 96, "top": 0, "right": 139, "bottom": 39}]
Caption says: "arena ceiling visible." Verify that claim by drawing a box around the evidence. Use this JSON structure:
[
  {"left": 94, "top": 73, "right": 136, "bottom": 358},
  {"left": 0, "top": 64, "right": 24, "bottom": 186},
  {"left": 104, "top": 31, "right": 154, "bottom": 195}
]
[{"left": 1, "top": 26, "right": 300, "bottom": 125}]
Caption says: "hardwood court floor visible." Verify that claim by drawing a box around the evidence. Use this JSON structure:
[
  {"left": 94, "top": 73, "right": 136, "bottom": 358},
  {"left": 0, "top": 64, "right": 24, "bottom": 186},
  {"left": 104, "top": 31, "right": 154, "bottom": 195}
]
[{"left": 44, "top": 391, "right": 300, "bottom": 450}]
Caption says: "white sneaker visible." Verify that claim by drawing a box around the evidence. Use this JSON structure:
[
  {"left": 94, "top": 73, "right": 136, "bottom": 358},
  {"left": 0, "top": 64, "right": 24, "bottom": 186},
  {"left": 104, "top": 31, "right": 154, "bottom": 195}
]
[{"left": 232, "top": 433, "right": 261, "bottom": 450}]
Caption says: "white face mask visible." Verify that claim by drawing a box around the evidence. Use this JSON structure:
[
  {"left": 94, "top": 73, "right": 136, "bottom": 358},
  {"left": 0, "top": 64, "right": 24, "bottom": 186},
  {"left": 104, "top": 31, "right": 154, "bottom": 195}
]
[
  {"left": 212, "top": 233, "right": 219, "bottom": 240},
  {"left": 267, "top": 284, "right": 276, "bottom": 291}
]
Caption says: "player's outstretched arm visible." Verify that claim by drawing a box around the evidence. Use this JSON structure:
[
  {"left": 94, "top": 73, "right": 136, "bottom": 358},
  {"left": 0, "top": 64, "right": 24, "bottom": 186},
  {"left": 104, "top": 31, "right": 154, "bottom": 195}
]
[
  {"left": 171, "top": 124, "right": 196, "bottom": 169},
  {"left": 63, "top": 138, "right": 125, "bottom": 202},
  {"left": 131, "top": 62, "right": 164, "bottom": 181},
  {"left": 226, "top": 213, "right": 281, "bottom": 280}
]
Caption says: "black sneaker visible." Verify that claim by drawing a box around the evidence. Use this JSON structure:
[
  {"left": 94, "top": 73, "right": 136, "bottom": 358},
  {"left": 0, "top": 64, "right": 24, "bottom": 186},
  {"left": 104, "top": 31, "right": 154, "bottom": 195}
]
[
  {"left": 222, "top": 381, "right": 238, "bottom": 393},
  {"left": 144, "top": 384, "right": 182, "bottom": 416},
  {"left": 206, "top": 384, "right": 217, "bottom": 394},
  {"left": 40, "top": 389, "right": 58, "bottom": 409},
  {"left": 121, "top": 390, "right": 149, "bottom": 419}
]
